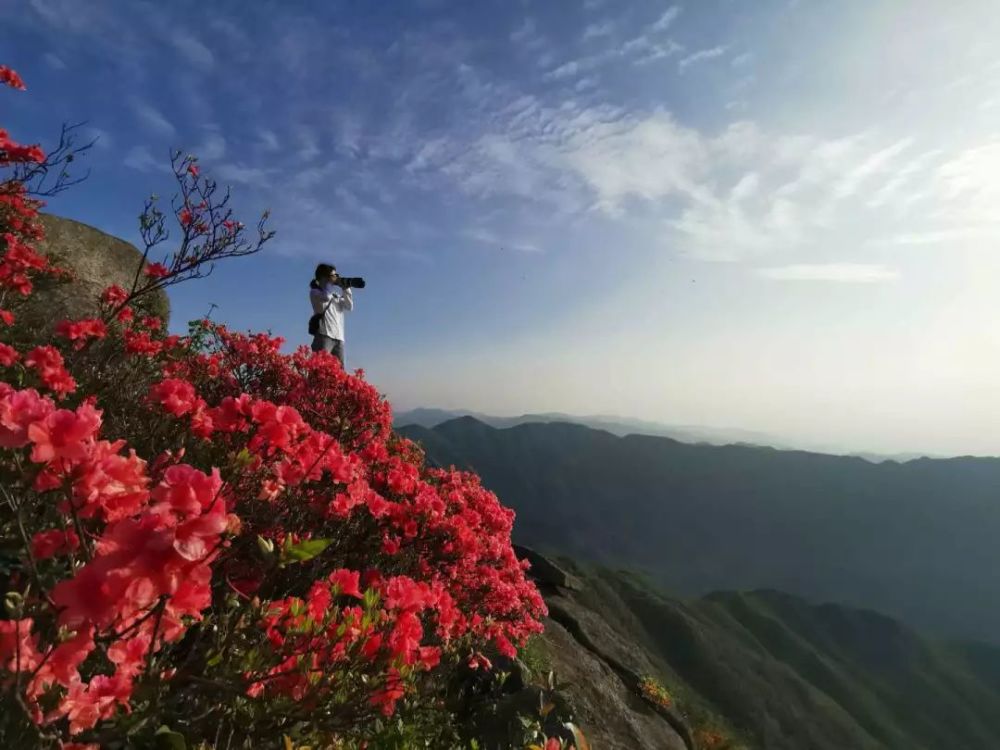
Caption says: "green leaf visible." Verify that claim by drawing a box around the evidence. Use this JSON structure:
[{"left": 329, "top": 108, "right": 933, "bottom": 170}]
[
  {"left": 281, "top": 538, "right": 332, "bottom": 563},
  {"left": 154, "top": 726, "right": 187, "bottom": 750}
]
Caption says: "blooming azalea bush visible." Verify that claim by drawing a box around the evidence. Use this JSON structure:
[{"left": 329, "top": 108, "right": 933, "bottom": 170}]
[
  {"left": 0, "top": 65, "right": 546, "bottom": 749},
  {"left": 638, "top": 675, "right": 673, "bottom": 710}
]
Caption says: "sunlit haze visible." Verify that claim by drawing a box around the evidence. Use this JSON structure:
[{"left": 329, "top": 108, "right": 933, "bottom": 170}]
[{"left": 6, "top": 0, "right": 1000, "bottom": 455}]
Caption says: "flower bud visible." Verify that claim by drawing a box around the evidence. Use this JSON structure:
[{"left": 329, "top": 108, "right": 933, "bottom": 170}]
[
  {"left": 4, "top": 591, "right": 23, "bottom": 617},
  {"left": 256, "top": 535, "right": 274, "bottom": 556}
]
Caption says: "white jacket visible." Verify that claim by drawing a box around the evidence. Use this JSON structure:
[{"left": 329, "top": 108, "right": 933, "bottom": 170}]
[{"left": 310, "top": 282, "right": 353, "bottom": 341}]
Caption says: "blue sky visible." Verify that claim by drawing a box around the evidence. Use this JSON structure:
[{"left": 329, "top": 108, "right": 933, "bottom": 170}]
[{"left": 5, "top": 0, "right": 1000, "bottom": 454}]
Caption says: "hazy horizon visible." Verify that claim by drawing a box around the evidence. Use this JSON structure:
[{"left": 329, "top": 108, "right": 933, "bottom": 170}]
[
  {"left": 6, "top": 0, "right": 1000, "bottom": 456},
  {"left": 392, "top": 403, "right": 961, "bottom": 458}
]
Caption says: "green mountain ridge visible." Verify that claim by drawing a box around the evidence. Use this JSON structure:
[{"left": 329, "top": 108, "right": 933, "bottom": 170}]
[
  {"left": 400, "top": 416, "right": 1000, "bottom": 642},
  {"left": 393, "top": 408, "right": 942, "bottom": 461},
  {"left": 536, "top": 560, "right": 1000, "bottom": 750}
]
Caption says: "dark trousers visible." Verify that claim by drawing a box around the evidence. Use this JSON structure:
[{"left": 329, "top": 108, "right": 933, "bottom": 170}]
[{"left": 311, "top": 334, "right": 344, "bottom": 365}]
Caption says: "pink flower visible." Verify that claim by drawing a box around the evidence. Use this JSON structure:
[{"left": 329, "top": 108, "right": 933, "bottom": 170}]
[
  {"left": 148, "top": 378, "right": 200, "bottom": 417},
  {"left": 107, "top": 633, "right": 150, "bottom": 679},
  {"left": 28, "top": 626, "right": 94, "bottom": 697},
  {"left": 68, "top": 441, "right": 149, "bottom": 521},
  {"left": 27, "top": 402, "right": 102, "bottom": 463},
  {"left": 0, "top": 618, "right": 42, "bottom": 672},
  {"left": 25, "top": 345, "right": 77, "bottom": 396},
  {"left": 57, "top": 672, "right": 132, "bottom": 734},
  {"left": 0, "top": 386, "right": 53, "bottom": 448}
]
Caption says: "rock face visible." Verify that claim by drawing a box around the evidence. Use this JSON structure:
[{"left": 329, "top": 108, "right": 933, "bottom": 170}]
[
  {"left": 517, "top": 546, "right": 693, "bottom": 750},
  {"left": 542, "top": 614, "right": 691, "bottom": 750},
  {"left": 514, "top": 544, "right": 583, "bottom": 592},
  {"left": 23, "top": 213, "right": 169, "bottom": 328}
]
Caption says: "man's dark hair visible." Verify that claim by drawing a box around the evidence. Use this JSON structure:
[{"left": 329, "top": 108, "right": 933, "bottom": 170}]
[{"left": 314, "top": 263, "right": 336, "bottom": 280}]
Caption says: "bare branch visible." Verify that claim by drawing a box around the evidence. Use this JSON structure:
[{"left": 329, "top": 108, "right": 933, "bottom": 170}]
[{"left": 14, "top": 122, "right": 96, "bottom": 198}]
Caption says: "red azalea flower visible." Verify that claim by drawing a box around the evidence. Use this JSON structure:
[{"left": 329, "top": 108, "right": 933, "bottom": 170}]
[
  {"left": 143, "top": 262, "right": 170, "bottom": 279},
  {"left": 101, "top": 284, "right": 129, "bottom": 306},
  {"left": 0, "top": 342, "right": 18, "bottom": 366},
  {"left": 0, "top": 65, "right": 26, "bottom": 90},
  {"left": 31, "top": 529, "right": 81, "bottom": 560},
  {"left": 328, "top": 568, "right": 363, "bottom": 599}
]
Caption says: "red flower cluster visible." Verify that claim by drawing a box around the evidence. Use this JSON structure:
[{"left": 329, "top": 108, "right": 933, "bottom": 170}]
[
  {"left": 0, "top": 65, "right": 545, "bottom": 747},
  {"left": 0, "top": 384, "right": 223, "bottom": 732},
  {"left": 0, "top": 128, "right": 45, "bottom": 165},
  {"left": 25, "top": 345, "right": 76, "bottom": 397},
  {"left": 55, "top": 318, "right": 108, "bottom": 349},
  {"left": 0, "top": 65, "right": 26, "bottom": 90},
  {"left": 0, "top": 232, "right": 48, "bottom": 295}
]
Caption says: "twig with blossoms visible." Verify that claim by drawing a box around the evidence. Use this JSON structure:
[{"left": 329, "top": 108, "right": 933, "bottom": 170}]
[{"left": 119, "top": 150, "right": 273, "bottom": 319}]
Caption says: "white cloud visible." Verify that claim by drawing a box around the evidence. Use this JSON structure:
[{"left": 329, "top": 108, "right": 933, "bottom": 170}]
[
  {"left": 547, "top": 61, "right": 580, "bottom": 80},
  {"left": 194, "top": 131, "right": 227, "bottom": 161},
  {"left": 756, "top": 264, "right": 899, "bottom": 283},
  {"left": 215, "top": 163, "right": 272, "bottom": 187},
  {"left": 411, "top": 80, "right": 995, "bottom": 266},
  {"left": 651, "top": 6, "right": 682, "bottom": 32},
  {"left": 731, "top": 52, "right": 753, "bottom": 67},
  {"left": 582, "top": 21, "right": 614, "bottom": 41},
  {"left": 546, "top": 31, "right": 682, "bottom": 79},
  {"left": 296, "top": 128, "right": 321, "bottom": 161},
  {"left": 866, "top": 149, "right": 943, "bottom": 209},
  {"left": 209, "top": 16, "right": 249, "bottom": 47},
  {"left": 258, "top": 129, "right": 280, "bottom": 152},
  {"left": 463, "top": 227, "right": 542, "bottom": 253},
  {"left": 833, "top": 137, "right": 913, "bottom": 200},
  {"left": 679, "top": 45, "right": 728, "bottom": 71},
  {"left": 170, "top": 31, "right": 214, "bottom": 68},
  {"left": 631, "top": 38, "right": 684, "bottom": 66},
  {"left": 28, "top": 0, "right": 99, "bottom": 31},
  {"left": 84, "top": 127, "right": 112, "bottom": 150},
  {"left": 934, "top": 140, "right": 1000, "bottom": 225},
  {"left": 124, "top": 145, "right": 167, "bottom": 172},
  {"left": 510, "top": 17, "right": 545, "bottom": 50},
  {"left": 130, "top": 100, "right": 176, "bottom": 138},
  {"left": 43, "top": 52, "right": 66, "bottom": 70}
]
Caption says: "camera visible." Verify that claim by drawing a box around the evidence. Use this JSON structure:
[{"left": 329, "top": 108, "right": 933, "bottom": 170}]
[{"left": 336, "top": 276, "right": 366, "bottom": 289}]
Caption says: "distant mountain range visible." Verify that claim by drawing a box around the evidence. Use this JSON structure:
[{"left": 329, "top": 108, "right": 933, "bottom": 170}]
[
  {"left": 393, "top": 407, "right": 939, "bottom": 462},
  {"left": 543, "top": 561, "right": 1000, "bottom": 750},
  {"left": 400, "top": 417, "right": 1000, "bottom": 642}
]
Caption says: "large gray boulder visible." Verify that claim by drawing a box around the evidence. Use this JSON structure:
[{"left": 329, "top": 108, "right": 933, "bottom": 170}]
[{"left": 21, "top": 213, "right": 169, "bottom": 328}]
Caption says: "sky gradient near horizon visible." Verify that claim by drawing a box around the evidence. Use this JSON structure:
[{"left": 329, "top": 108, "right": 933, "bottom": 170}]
[{"left": 4, "top": 0, "right": 1000, "bottom": 455}]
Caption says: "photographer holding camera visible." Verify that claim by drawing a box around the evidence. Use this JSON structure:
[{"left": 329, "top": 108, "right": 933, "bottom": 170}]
[{"left": 308, "top": 263, "right": 365, "bottom": 365}]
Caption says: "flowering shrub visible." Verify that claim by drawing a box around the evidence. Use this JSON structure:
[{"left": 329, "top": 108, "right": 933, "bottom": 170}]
[
  {"left": 693, "top": 727, "right": 740, "bottom": 750},
  {"left": 638, "top": 675, "right": 673, "bottom": 710},
  {"left": 0, "top": 65, "right": 546, "bottom": 748}
]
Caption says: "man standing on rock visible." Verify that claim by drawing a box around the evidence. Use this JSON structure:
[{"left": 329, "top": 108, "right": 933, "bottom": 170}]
[{"left": 309, "top": 263, "right": 354, "bottom": 366}]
